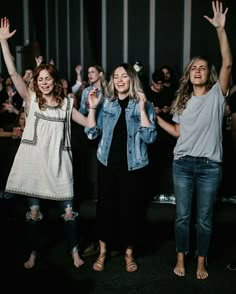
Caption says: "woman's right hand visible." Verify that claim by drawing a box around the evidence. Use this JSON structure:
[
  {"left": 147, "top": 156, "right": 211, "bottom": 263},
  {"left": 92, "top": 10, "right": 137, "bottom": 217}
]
[
  {"left": 88, "top": 88, "right": 102, "bottom": 109},
  {"left": 0, "top": 17, "right": 16, "bottom": 40}
]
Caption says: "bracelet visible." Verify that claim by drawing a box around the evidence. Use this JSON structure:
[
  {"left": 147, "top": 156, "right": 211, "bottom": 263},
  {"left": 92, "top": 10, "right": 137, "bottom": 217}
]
[{"left": 89, "top": 107, "right": 97, "bottom": 109}]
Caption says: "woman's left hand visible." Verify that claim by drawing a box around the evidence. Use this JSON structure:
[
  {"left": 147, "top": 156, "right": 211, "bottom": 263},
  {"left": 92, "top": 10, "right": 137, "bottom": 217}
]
[
  {"left": 204, "top": 1, "right": 228, "bottom": 29},
  {"left": 138, "top": 91, "right": 146, "bottom": 111}
]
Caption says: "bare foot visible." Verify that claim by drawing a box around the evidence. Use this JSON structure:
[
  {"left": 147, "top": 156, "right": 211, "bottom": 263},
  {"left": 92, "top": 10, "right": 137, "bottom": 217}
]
[
  {"left": 24, "top": 253, "right": 36, "bottom": 269},
  {"left": 72, "top": 251, "right": 84, "bottom": 268},
  {"left": 174, "top": 252, "right": 185, "bottom": 277},
  {"left": 196, "top": 256, "right": 208, "bottom": 279}
]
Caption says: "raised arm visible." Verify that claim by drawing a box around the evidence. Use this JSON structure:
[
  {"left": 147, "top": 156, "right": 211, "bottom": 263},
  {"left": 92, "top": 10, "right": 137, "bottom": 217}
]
[
  {"left": 204, "top": 1, "right": 232, "bottom": 95},
  {"left": 72, "top": 64, "right": 83, "bottom": 94},
  {"left": 0, "top": 17, "right": 31, "bottom": 106}
]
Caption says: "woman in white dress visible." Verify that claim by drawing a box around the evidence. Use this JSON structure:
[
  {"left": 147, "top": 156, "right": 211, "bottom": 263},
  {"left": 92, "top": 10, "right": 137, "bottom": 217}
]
[{"left": 0, "top": 17, "right": 97, "bottom": 269}]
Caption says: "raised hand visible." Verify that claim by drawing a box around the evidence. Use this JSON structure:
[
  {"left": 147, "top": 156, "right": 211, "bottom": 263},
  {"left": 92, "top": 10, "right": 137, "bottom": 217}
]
[
  {"left": 75, "top": 64, "right": 82, "bottom": 74},
  {"left": 0, "top": 17, "right": 16, "bottom": 40},
  {"left": 35, "top": 56, "right": 44, "bottom": 66},
  {"left": 88, "top": 88, "right": 102, "bottom": 109},
  {"left": 204, "top": 1, "right": 228, "bottom": 29},
  {"left": 137, "top": 91, "right": 146, "bottom": 111}
]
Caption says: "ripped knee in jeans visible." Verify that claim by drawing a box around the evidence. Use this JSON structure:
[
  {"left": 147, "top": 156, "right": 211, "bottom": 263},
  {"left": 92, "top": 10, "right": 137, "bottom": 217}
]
[
  {"left": 61, "top": 205, "right": 78, "bottom": 221},
  {"left": 26, "top": 205, "right": 43, "bottom": 222}
]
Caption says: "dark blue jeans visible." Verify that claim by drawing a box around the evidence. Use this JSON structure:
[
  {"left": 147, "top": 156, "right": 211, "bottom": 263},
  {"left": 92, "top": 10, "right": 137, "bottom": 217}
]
[
  {"left": 173, "top": 156, "right": 222, "bottom": 257},
  {"left": 26, "top": 197, "right": 79, "bottom": 256}
]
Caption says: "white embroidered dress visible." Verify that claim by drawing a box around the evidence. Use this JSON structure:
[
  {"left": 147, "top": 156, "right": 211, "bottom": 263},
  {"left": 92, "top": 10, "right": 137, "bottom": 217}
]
[{"left": 5, "top": 96, "right": 74, "bottom": 200}]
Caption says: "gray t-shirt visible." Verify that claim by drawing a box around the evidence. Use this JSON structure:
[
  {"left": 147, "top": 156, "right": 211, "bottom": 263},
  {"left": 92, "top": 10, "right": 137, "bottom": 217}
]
[{"left": 172, "top": 81, "right": 226, "bottom": 162}]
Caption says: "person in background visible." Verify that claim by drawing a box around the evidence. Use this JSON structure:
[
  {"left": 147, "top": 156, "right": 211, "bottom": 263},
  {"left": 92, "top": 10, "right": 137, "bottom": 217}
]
[
  {"left": 0, "top": 75, "right": 23, "bottom": 130},
  {"left": 156, "top": 1, "right": 232, "bottom": 279},
  {"left": 160, "top": 64, "right": 179, "bottom": 97},
  {"left": 85, "top": 63, "right": 157, "bottom": 272},
  {"left": 76, "top": 64, "right": 108, "bottom": 257},
  {"left": 71, "top": 64, "right": 84, "bottom": 94},
  {"left": 0, "top": 17, "right": 96, "bottom": 269},
  {"left": 146, "top": 69, "right": 176, "bottom": 198},
  {"left": 22, "top": 69, "right": 33, "bottom": 86},
  {"left": 79, "top": 64, "right": 108, "bottom": 116}
]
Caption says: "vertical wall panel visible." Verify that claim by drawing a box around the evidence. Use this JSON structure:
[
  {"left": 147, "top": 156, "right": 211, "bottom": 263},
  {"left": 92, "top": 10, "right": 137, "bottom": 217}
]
[
  {"left": 183, "top": 0, "right": 191, "bottom": 70},
  {"left": 69, "top": 0, "right": 82, "bottom": 82},
  {"left": 101, "top": 0, "right": 107, "bottom": 72},
  {"left": 57, "top": 0, "right": 68, "bottom": 77},
  {"left": 106, "top": 0, "right": 124, "bottom": 77},
  {"left": 155, "top": 1, "right": 184, "bottom": 77},
  {"left": 47, "top": 0, "right": 57, "bottom": 65},
  {"left": 1, "top": 0, "right": 235, "bottom": 83},
  {"left": 83, "top": 0, "right": 102, "bottom": 74},
  {"left": 0, "top": 1, "right": 24, "bottom": 74},
  {"left": 128, "top": 0, "right": 150, "bottom": 80}
]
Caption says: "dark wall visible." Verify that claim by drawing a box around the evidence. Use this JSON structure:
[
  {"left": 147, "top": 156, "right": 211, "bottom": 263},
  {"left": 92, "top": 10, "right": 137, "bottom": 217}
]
[
  {"left": 155, "top": 1, "right": 184, "bottom": 78},
  {"left": 106, "top": 0, "right": 124, "bottom": 77},
  {"left": 0, "top": 0, "right": 235, "bottom": 83},
  {"left": 0, "top": 1, "right": 24, "bottom": 75},
  {"left": 127, "top": 0, "right": 150, "bottom": 77},
  {"left": 191, "top": 0, "right": 236, "bottom": 82}
]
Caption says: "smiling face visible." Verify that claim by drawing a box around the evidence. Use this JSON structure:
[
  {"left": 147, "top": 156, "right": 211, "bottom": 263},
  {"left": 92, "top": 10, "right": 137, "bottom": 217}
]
[
  {"left": 37, "top": 69, "right": 55, "bottom": 95},
  {"left": 189, "top": 59, "right": 209, "bottom": 86},
  {"left": 113, "top": 66, "right": 130, "bottom": 98}
]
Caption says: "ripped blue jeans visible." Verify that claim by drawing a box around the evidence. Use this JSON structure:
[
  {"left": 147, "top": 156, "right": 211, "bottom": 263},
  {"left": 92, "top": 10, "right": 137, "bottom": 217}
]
[
  {"left": 26, "top": 197, "right": 79, "bottom": 256},
  {"left": 173, "top": 156, "right": 222, "bottom": 257}
]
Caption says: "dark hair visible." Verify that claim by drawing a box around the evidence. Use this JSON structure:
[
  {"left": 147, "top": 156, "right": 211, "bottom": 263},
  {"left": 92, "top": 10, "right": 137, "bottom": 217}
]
[
  {"left": 152, "top": 70, "right": 165, "bottom": 83},
  {"left": 160, "top": 64, "right": 174, "bottom": 75}
]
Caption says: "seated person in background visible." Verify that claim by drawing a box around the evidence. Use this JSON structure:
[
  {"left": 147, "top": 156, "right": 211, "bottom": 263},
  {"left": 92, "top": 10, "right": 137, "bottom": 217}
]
[
  {"left": 0, "top": 107, "right": 25, "bottom": 197},
  {"left": 0, "top": 76, "right": 23, "bottom": 130}
]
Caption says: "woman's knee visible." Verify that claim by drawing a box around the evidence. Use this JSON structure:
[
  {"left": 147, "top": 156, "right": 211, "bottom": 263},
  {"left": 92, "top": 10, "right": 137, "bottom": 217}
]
[
  {"left": 26, "top": 205, "right": 43, "bottom": 222},
  {"left": 61, "top": 204, "right": 78, "bottom": 221}
]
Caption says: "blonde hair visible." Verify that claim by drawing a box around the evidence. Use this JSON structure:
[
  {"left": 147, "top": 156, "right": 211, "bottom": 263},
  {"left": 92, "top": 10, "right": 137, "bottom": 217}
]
[
  {"left": 108, "top": 63, "right": 143, "bottom": 101},
  {"left": 171, "top": 56, "right": 218, "bottom": 114}
]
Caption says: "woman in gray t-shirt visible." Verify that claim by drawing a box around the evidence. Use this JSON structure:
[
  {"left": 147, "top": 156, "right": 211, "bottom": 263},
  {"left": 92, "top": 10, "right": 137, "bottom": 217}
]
[{"left": 156, "top": 1, "right": 232, "bottom": 280}]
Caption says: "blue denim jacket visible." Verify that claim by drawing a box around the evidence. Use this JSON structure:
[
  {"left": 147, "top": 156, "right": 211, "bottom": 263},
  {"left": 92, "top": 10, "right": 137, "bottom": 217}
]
[
  {"left": 85, "top": 97, "right": 157, "bottom": 171},
  {"left": 79, "top": 85, "right": 104, "bottom": 116}
]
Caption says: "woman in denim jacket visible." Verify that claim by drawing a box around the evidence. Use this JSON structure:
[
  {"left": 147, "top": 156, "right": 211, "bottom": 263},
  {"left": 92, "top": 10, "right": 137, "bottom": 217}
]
[{"left": 85, "top": 63, "right": 157, "bottom": 272}]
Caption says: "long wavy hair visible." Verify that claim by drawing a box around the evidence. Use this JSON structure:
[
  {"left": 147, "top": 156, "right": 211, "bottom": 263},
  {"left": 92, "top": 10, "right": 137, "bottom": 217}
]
[
  {"left": 33, "top": 64, "right": 64, "bottom": 110},
  {"left": 108, "top": 63, "right": 144, "bottom": 101},
  {"left": 171, "top": 56, "right": 218, "bottom": 114}
]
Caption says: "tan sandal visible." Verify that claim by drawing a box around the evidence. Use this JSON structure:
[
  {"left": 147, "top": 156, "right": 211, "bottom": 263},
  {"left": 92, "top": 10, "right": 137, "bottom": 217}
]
[
  {"left": 93, "top": 254, "right": 106, "bottom": 272},
  {"left": 125, "top": 255, "right": 138, "bottom": 272}
]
